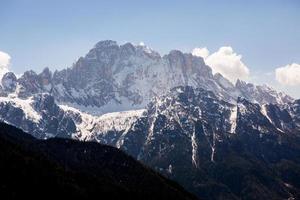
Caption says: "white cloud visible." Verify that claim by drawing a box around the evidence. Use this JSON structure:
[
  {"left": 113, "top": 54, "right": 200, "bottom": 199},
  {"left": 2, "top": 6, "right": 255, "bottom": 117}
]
[
  {"left": 192, "top": 46, "right": 250, "bottom": 83},
  {"left": 192, "top": 47, "right": 209, "bottom": 59},
  {"left": 275, "top": 63, "right": 300, "bottom": 86},
  {"left": 0, "top": 51, "right": 11, "bottom": 80}
]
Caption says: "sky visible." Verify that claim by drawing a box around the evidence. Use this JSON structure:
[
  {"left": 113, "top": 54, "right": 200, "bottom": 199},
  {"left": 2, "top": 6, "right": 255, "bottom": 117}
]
[{"left": 0, "top": 0, "right": 300, "bottom": 97}]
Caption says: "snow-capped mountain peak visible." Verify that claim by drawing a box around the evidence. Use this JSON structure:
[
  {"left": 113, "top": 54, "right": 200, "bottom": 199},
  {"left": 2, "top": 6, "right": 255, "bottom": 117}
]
[{"left": 0, "top": 40, "right": 293, "bottom": 115}]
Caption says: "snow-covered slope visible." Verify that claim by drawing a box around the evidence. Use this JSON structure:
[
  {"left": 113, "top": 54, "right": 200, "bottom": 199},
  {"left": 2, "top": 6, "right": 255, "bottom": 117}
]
[
  {"left": 0, "top": 92, "right": 145, "bottom": 142},
  {"left": 59, "top": 104, "right": 145, "bottom": 142},
  {"left": 235, "top": 79, "right": 293, "bottom": 104},
  {"left": 0, "top": 95, "right": 41, "bottom": 123}
]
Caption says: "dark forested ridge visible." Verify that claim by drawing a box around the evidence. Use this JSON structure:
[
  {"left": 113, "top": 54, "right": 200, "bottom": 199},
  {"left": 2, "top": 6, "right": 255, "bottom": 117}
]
[{"left": 0, "top": 122, "right": 196, "bottom": 200}]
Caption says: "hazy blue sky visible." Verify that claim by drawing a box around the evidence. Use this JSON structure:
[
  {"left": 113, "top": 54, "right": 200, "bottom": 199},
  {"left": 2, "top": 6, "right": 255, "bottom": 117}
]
[{"left": 1, "top": 0, "right": 300, "bottom": 96}]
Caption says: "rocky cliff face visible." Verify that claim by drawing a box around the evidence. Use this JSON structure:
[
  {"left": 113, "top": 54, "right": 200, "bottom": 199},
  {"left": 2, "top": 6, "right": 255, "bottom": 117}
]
[{"left": 115, "top": 86, "right": 300, "bottom": 200}]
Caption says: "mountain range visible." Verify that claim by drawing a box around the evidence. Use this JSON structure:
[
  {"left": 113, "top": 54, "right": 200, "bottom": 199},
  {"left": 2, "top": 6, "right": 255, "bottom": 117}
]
[
  {"left": 0, "top": 40, "right": 300, "bottom": 200},
  {"left": 0, "top": 40, "right": 292, "bottom": 114}
]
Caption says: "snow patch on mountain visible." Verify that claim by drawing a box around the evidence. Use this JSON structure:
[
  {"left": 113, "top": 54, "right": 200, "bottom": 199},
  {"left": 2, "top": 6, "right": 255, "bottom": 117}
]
[
  {"left": 59, "top": 104, "right": 96, "bottom": 140},
  {"left": 191, "top": 125, "right": 198, "bottom": 167},
  {"left": 97, "top": 109, "right": 146, "bottom": 133},
  {"left": 59, "top": 103, "right": 146, "bottom": 141},
  {"left": 229, "top": 106, "right": 238, "bottom": 133},
  {"left": 0, "top": 96, "right": 41, "bottom": 122},
  {"left": 261, "top": 104, "right": 272, "bottom": 124}
]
